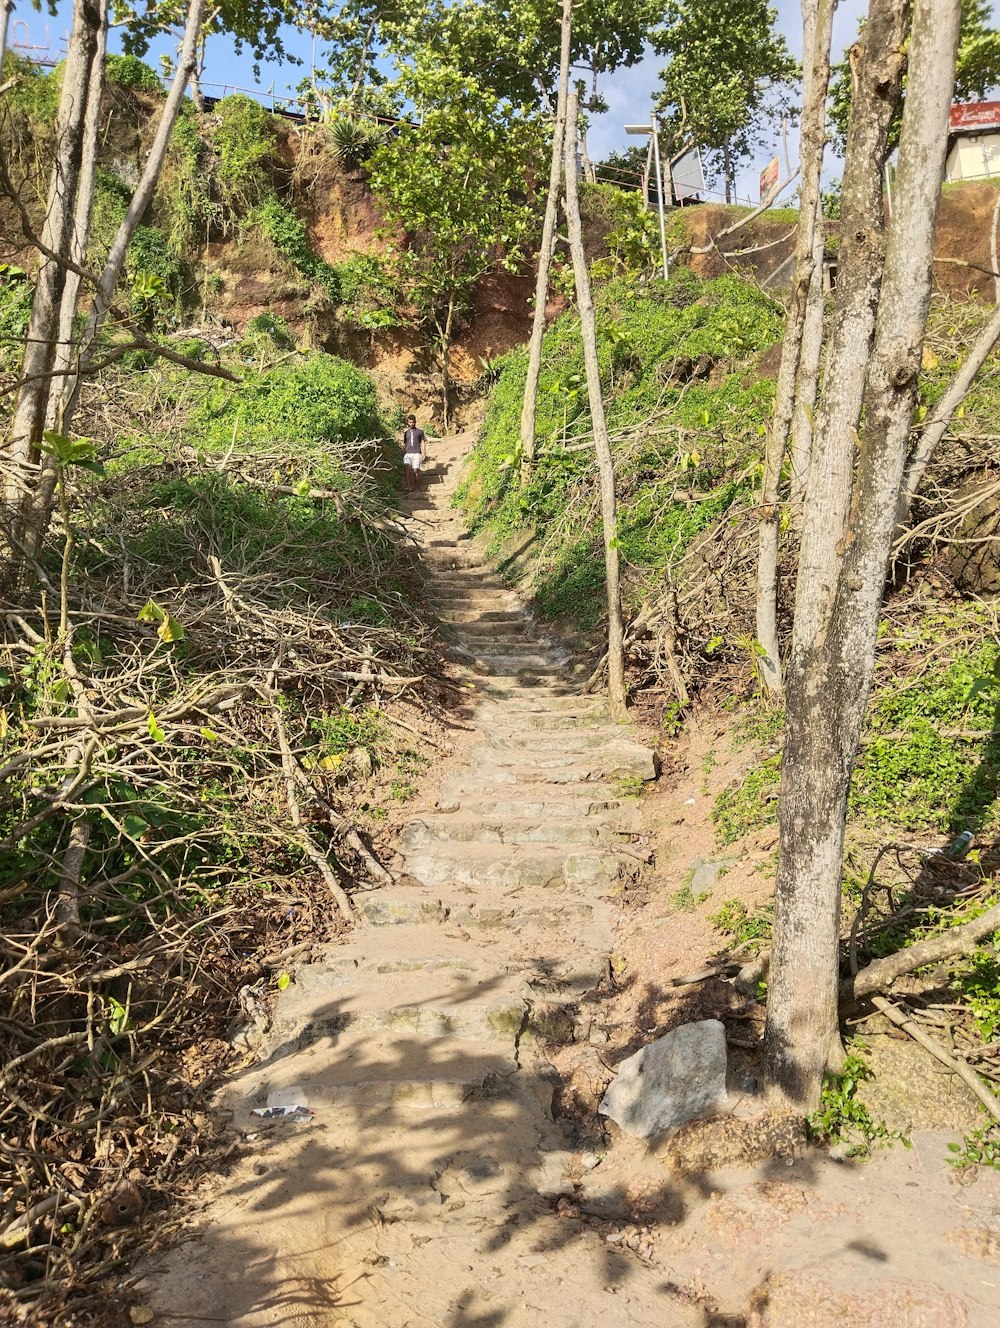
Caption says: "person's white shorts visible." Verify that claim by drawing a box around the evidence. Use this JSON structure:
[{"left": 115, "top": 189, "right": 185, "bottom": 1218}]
[{"left": 403, "top": 453, "right": 423, "bottom": 470}]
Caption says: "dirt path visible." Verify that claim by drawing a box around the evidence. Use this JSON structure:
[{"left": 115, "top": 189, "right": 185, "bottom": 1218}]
[{"left": 142, "top": 436, "right": 1000, "bottom": 1328}]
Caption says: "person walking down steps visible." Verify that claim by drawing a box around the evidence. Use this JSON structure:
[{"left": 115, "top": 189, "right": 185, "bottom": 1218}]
[{"left": 402, "top": 414, "right": 427, "bottom": 492}]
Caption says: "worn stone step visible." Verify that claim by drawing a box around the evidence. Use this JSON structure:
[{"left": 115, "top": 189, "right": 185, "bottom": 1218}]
[
  {"left": 402, "top": 842, "right": 641, "bottom": 892},
  {"left": 467, "top": 741, "right": 656, "bottom": 782},
  {"left": 482, "top": 729, "right": 615, "bottom": 754},
  {"left": 440, "top": 794, "right": 641, "bottom": 829},
  {"left": 437, "top": 608, "right": 530, "bottom": 625},
  {"left": 437, "top": 769, "right": 640, "bottom": 801},
  {"left": 297, "top": 925, "right": 606, "bottom": 997},
  {"left": 399, "top": 814, "right": 630, "bottom": 850},
  {"left": 248, "top": 1034, "right": 520, "bottom": 1111}
]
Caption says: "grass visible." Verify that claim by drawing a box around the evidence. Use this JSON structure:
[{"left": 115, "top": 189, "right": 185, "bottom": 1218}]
[{"left": 458, "top": 270, "right": 782, "bottom": 633}]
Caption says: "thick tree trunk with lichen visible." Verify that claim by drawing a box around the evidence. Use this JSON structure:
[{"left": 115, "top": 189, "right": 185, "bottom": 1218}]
[
  {"left": 519, "top": 0, "right": 572, "bottom": 485},
  {"left": 763, "top": 0, "right": 961, "bottom": 1110},
  {"left": 563, "top": 90, "right": 627, "bottom": 721}
]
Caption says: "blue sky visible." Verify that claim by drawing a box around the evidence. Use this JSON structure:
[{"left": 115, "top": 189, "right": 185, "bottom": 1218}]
[{"left": 2, "top": 1, "right": 984, "bottom": 203}]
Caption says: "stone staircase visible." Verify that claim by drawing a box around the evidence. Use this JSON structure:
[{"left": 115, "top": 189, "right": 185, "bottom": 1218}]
[{"left": 150, "top": 436, "right": 665, "bottom": 1327}]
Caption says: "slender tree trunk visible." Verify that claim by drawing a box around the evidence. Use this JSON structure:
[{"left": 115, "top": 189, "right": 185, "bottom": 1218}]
[
  {"left": 47, "top": 0, "right": 108, "bottom": 434},
  {"left": 518, "top": 0, "right": 572, "bottom": 485},
  {"left": 563, "top": 90, "right": 627, "bottom": 722},
  {"left": 789, "top": 219, "right": 826, "bottom": 515},
  {"left": 438, "top": 296, "right": 456, "bottom": 432},
  {"left": 0, "top": 0, "right": 11, "bottom": 75},
  {"left": 754, "top": 0, "right": 835, "bottom": 694},
  {"left": 61, "top": 0, "right": 206, "bottom": 437},
  {"left": 5, "top": 0, "right": 103, "bottom": 546},
  {"left": 895, "top": 301, "right": 1000, "bottom": 537},
  {"left": 792, "top": 0, "right": 910, "bottom": 569},
  {"left": 190, "top": 32, "right": 207, "bottom": 111},
  {"left": 762, "top": 0, "right": 962, "bottom": 1111}
]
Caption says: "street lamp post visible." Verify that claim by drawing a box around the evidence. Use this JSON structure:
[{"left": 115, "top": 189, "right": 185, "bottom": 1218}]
[{"left": 626, "top": 116, "right": 670, "bottom": 280}]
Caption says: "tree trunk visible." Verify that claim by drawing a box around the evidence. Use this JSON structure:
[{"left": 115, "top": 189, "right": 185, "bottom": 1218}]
[
  {"left": 723, "top": 140, "right": 733, "bottom": 204},
  {"left": 762, "top": 0, "right": 962, "bottom": 1111},
  {"left": 4, "top": 0, "right": 103, "bottom": 554},
  {"left": 563, "top": 90, "right": 627, "bottom": 722},
  {"left": 788, "top": 219, "right": 826, "bottom": 516},
  {"left": 518, "top": 0, "right": 572, "bottom": 485},
  {"left": 0, "top": 0, "right": 11, "bottom": 74},
  {"left": 190, "top": 31, "right": 207, "bottom": 112},
  {"left": 753, "top": 0, "right": 835, "bottom": 694},
  {"left": 47, "top": 0, "right": 108, "bottom": 435},
  {"left": 438, "top": 296, "right": 456, "bottom": 431},
  {"left": 61, "top": 0, "right": 206, "bottom": 438}
]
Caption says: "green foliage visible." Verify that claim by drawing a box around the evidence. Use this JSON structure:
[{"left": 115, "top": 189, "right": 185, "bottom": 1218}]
[
  {"left": 394, "top": 0, "right": 666, "bottom": 109},
  {"left": 851, "top": 614, "right": 1000, "bottom": 833},
  {"left": 655, "top": 0, "right": 798, "bottom": 195},
  {"left": 463, "top": 271, "right": 780, "bottom": 630},
  {"left": 250, "top": 197, "right": 341, "bottom": 300},
  {"left": 948, "top": 1121, "right": 1000, "bottom": 1170},
  {"left": 581, "top": 183, "right": 661, "bottom": 278},
  {"left": 0, "top": 266, "right": 32, "bottom": 370},
  {"left": 369, "top": 58, "right": 545, "bottom": 350},
  {"left": 708, "top": 897, "right": 773, "bottom": 949},
  {"left": 245, "top": 312, "right": 296, "bottom": 350},
  {"left": 829, "top": 0, "right": 1000, "bottom": 151},
  {"left": 190, "top": 352, "right": 386, "bottom": 458},
  {"left": 809, "top": 1051, "right": 911, "bottom": 1157},
  {"left": 209, "top": 95, "right": 276, "bottom": 220},
  {"left": 950, "top": 952, "right": 1000, "bottom": 1041},
  {"left": 105, "top": 54, "right": 163, "bottom": 94}
]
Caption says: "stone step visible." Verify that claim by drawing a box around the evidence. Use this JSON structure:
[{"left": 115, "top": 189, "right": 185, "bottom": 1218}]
[
  {"left": 247, "top": 1033, "right": 520, "bottom": 1111},
  {"left": 402, "top": 842, "right": 641, "bottom": 892},
  {"left": 482, "top": 729, "right": 615, "bottom": 753},
  {"left": 399, "top": 814, "right": 629, "bottom": 850},
  {"left": 439, "top": 794, "right": 640, "bottom": 829},
  {"left": 298, "top": 925, "right": 606, "bottom": 996},
  {"left": 466, "top": 741, "right": 657, "bottom": 782},
  {"left": 359, "top": 889, "right": 611, "bottom": 935},
  {"left": 437, "top": 608, "right": 530, "bottom": 625},
  {"left": 437, "top": 770, "right": 639, "bottom": 802},
  {"left": 274, "top": 965, "right": 551, "bottom": 1045}
]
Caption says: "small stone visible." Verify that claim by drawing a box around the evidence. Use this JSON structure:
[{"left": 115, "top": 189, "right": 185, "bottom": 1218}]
[
  {"left": 590, "top": 1028, "right": 610, "bottom": 1047},
  {"left": 129, "top": 1309, "right": 155, "bottom": 1326},
  {"left": 580, "top": 1151, "right": 602, "bottom": 1170},
  {"left": 599, "top": 1019, "right": 728, "bottom": 1138}
]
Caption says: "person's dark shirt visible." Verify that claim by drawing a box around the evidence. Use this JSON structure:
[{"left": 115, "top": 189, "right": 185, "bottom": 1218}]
[{"left": 403, "top": 427, "right": 425, "bottom": 454}]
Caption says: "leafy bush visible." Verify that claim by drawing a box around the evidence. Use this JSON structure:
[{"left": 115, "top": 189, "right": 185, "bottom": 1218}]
[
  {"left": 461, "top": 271, "right": 781, "bottom": 630},
  {"left": 809, "top": 1050, "right": 910, "bottom": 1157},
  {"left": 0, "top": 266, "right": 32, "bottom": 370},
  {"left": 250, "top": 197, "right": 340, "bottom": 301},
  {"left": 190, "top": 352, "right": 386, "bottom": 460},
  {"left": 106, "top": 54, "right": 163, "bottom": 94},
  {"left": 851, "top": 614, "right": 1000, "bottom": 833},
  {"left": 210, "top": 94, "right": 276, "bottom": 218}
]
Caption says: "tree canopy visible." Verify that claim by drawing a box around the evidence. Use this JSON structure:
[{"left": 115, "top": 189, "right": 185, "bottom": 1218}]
[
  {"left": 654, "top": 0, "right": 798, "bottom": 202},
  {"left": 829, "top": 0, "right": 1000, "bottom": 151}
]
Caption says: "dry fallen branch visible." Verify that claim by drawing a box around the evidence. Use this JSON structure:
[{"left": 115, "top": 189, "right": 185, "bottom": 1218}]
[
  {"left": 871, "top": 995, "right": 1000, "bottom": 1124},
  {"left": 841, "top": 899, "right": 1000, "bottom": 1004}
]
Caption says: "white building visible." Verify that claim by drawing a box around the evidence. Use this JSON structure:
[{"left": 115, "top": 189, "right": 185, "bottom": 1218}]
[{"left": 946, "top": 102, "right": 1000, "bottom": 183}]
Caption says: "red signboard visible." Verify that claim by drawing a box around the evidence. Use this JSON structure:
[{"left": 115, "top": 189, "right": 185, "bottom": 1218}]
[
  {"left": 950, "top": 101, "right": 1000, "bottom": 133},
  {"left": 759, "top": 156, "right": 780, "bottom": 203}
]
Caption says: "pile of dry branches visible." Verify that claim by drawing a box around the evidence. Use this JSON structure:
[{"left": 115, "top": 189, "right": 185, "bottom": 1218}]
[{"left": 0, "top": 444, "right": 444, "bottom": 1322}]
